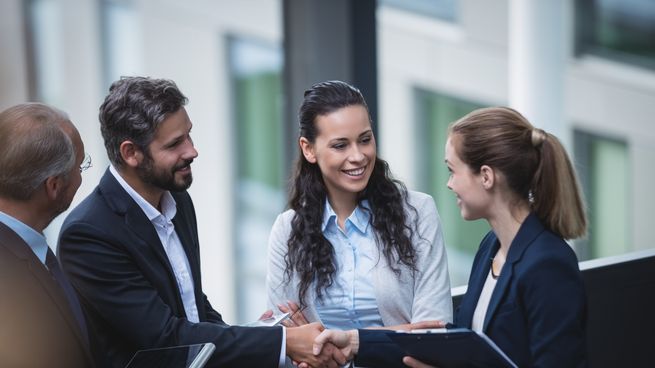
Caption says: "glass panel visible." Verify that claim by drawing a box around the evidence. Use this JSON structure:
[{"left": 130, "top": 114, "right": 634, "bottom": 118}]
[
  {"left": 100, "top": 0, "right": 143, "bottom": 89},
  {"left": 229, "top": 37, "right": 285, "bottom": 323},
  {"left": 590, "top": 137, "right": 630, "bottom": 257},
  {"left": 576, "top": 0, "right": 655, "bottom": 69},
  {"left": 27, "top": 0, "right": 64, "bottom": 104},
  {"left": 574, "top": 130, "right": 630, "bottom": 259},
  {"left": 415, "top": 89, "right": 490, "bottom": 287},
  {"left": 379, "top": 0, "right": 457, "bottom": 22}
]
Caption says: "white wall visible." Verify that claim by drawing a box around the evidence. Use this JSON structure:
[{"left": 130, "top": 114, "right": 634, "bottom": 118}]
[{"left": 0, "top": 0, "right": 30, "bottom": 107}]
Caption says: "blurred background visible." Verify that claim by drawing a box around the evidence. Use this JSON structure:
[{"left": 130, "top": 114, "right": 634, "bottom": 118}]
[{"left": 1, "top": 0, "right": 654, "bottom": 324}]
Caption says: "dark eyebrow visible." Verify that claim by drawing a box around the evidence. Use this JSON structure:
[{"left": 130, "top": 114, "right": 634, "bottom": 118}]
[
  {"left": 164, "top": 134, "right": 185, "bottom": 147},
  {"left": 359, "top": 129, "right": 373, "bottom": 137},
  {"left": 329, "top": 137, "right": 348, "bottom": 144}
]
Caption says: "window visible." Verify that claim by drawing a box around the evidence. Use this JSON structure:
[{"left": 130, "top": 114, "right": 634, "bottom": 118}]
[
  {"left": 574, "top": 130, "right": 630, "bottom": 260},
  {"left": 100, "top": 0, "right": 143, "bottom": 89},
  {"left": 576, "top": 0, "right": 655, "bottom": 70},
  {"left": 415, "top": 89, "right": 489, "bottom": 286},
  {"left": 228, "top": 36, "right": 285, "bottom": 323},
  {"left": 378, "top": 0, "right": 458, "bottom": 22},
  {"left": 26, "top": 0, "right": 64, "bottom": 104}
]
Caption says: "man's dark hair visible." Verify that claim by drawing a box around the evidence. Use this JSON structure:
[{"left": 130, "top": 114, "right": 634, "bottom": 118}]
[{"left": 99, "top": 76, "right": 188, "bottom": 167}]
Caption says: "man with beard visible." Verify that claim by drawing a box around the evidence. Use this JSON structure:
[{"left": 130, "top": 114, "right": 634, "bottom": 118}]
[
  {"left": 0, "top": 103, "right": 93, "bottom": 368},
  {"left": 58, "top": 77, "right": 345, "bottom": 368}
]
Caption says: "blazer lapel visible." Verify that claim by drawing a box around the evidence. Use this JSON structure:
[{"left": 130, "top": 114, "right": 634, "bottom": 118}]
[
  {"left": 99, "top": 170, "right": 182, "bottom": 299},
  {"left": 0, "top": 223, "right": 92, "bottom": 362},
  {"left": 483, "top": 213, "right": 544, "bottom": 331},
  {"left": 458, "top": 234, "right": 498, "bottom": 327}
]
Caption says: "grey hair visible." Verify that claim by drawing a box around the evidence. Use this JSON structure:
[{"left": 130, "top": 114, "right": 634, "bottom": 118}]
[{"left": 0, "top": 103, "right": 76, "bottom": 200}]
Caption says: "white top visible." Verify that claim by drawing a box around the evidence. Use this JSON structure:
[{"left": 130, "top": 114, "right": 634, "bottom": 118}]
[
  {"left": 471, "top": 270, "right": 497, "bottom": 333},
  {"left": 267, "top": 190, "right": 453, "bottom": 327},
  {"left": 110, "top": 166, "right": 199, "bottom": 323}
]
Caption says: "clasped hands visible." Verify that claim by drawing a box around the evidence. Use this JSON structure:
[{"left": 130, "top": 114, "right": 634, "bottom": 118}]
[{"left": 273, "top": 301, "right": 443, "bottom": 368}]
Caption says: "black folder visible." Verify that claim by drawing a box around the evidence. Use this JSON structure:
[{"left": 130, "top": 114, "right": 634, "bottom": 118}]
[{"left": 388, "top": 328, "right": 517, "bottom": 368}]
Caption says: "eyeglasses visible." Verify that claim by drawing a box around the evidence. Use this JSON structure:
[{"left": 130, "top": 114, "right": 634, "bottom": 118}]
[{"left": 79, "top": 153, "right": 92, "bottom": 173}]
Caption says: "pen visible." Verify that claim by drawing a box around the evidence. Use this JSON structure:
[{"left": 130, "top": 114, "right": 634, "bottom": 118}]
[{"left": 280, "top": 304, "right": 307, "bottom": 326}]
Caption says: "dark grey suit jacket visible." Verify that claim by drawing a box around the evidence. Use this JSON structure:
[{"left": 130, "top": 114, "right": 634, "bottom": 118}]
[
  {"left": 0, "top": 222, "right": 93, "bottom": 368},
  {"left": 58, "top": 169, "right": 282, "bottom": 368}
]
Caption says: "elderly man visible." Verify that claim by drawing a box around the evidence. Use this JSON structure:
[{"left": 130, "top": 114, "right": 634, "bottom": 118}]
[{"left": 0, "top": 103, "right": 92, "bottom": 368}]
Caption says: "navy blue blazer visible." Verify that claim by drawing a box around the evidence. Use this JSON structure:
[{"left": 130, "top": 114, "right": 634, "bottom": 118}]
[
  {"left": 58, "top": 169, "right": 282, "bottom": 368},
  {"left": 356, "top": 213, "right": 587, "bottom": 368},
  {"left": 455, "top": 213, "right": 587, "bottom": 367}
]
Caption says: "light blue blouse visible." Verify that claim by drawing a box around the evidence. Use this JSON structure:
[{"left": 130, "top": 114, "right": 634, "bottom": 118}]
[{"left": 315, "top": 200, "right": 385, "bottom": 330}]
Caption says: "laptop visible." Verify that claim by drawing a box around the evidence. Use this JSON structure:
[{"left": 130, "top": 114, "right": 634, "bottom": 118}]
[{"left": 124, "top": 343, "right": 215, "bottom": 368}]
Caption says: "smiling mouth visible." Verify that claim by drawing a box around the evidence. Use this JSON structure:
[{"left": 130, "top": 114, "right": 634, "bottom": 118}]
[
  {"left": 342, "top": 167, "right": 366, "bottom": 177},
  {"left": 175, "top": 160, "right": 193, "bottom": 173}
]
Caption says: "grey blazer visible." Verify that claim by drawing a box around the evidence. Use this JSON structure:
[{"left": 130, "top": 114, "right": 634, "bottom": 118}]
[{"left": 266, "top": 190, "right": 453, "bottom": 326}]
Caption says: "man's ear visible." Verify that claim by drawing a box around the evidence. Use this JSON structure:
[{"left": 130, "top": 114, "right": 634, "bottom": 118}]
[
  {"left": 119, "top": 141, "right": 144, "bottom": 168},
  {"left": 480, "top": 165, "right": 495, "bottom": 190},
  {"left": 299, "top": 137, "right": 317, "bottom": 163},
  {"left": 44, "top": 176, "right": 63, "bottom": 201}
]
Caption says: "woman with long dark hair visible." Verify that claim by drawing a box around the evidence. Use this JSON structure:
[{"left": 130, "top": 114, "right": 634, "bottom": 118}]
[{"left": 266, "top": 80, "right": 452, "bottom": 332}]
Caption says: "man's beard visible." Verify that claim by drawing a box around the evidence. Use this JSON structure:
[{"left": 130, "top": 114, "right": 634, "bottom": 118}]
[{"left": 137, "top": 154, "right": 193, "bottom": 192}]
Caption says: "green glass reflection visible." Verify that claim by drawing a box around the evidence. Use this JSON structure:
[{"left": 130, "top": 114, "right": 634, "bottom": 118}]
[
  {"left": 234, "top": 73, "right": 284, "bottom": 188},
  {"left": 589, "top": 137, "right": 630, "bottom": 258}
]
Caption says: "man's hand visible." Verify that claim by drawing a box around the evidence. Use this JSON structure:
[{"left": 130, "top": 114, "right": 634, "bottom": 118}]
[
  {"left": 402, "top": 356, "right": 437, "bottom": 368},
  {"left": 312, "top": 329, "right": 359, "bottom": 361},
  {"left": 286, "top": 322, "right": 346, "bottom": 368}
]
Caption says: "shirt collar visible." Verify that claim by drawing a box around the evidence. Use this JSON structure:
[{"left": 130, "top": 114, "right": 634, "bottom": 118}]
[
  {"left": 109, "top": 165, "right": 177, "bottom": 223},
  {"left": 0, "top": 210, "right": 50, "bottom": 264},
  {"left": 321, "top": 199, "right": 370, "bottom": 234}
]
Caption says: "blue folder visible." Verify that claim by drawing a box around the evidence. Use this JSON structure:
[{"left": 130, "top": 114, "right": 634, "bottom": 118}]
[{"left": 388, "top": 328, "right": 517, "bottom": 368}]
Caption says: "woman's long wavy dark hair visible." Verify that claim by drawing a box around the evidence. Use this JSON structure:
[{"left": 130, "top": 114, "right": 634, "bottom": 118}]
[{"left": 285, "top": 80, "right": 420, "bottom": 308}]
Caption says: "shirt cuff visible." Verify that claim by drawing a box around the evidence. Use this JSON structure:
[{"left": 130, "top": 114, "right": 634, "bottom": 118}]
[{"left": 279, "top": 326, "right": 286, "bottom": 368}]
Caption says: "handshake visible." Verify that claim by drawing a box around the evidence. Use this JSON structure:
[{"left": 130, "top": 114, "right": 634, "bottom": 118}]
[{"left": 277, "top": 302, "right": 443, "bottom": 368}]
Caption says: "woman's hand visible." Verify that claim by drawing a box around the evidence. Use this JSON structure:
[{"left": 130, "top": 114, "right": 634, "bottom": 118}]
[
  {"left": 368, "top": 320, "right": 446, "bottom": 331},
  {"left": 278, "top": 300, "right": 309, "bottom": 327},
  {"left": 403, "top": 356, "right": 438, "bottom": 368}
]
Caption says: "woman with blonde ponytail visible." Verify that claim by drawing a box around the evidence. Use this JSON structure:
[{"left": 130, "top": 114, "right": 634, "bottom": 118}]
[{"left": 404, "top": 106, "right": 588, "bottom": 367}]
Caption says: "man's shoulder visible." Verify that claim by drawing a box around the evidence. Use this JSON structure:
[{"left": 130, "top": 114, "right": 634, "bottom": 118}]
[{"left": 66, "top": 186, "right": 110, "bottom": 221}]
